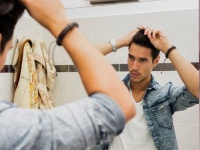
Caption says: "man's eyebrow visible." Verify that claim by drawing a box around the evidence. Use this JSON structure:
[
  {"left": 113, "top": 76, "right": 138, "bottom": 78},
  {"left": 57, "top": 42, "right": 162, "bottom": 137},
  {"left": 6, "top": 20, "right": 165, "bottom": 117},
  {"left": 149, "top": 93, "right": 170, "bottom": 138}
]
[
  {"left": 129, "top": 54, "right": 147, "bottom": 58},
  {"left": 128, "top": 53, "right": 134, "bottom": 57},
  {"left": 128, "top": 54, "right": 134, "bottom": 58},
  {"left": 140, "top": 57, "right": 148, "bottom": 60}
]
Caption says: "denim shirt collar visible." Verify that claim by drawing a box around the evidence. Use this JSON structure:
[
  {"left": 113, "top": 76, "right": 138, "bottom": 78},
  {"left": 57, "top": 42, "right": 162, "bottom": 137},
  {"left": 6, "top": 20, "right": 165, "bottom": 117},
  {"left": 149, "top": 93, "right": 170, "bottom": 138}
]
[{"left": 122, "top": 73, "right": 160, "bottom": 91}]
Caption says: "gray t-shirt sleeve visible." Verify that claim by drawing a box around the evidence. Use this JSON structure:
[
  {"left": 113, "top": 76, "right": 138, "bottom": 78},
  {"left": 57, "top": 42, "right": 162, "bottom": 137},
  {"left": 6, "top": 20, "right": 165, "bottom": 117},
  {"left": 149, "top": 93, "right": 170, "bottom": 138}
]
[{"left": 0, "top": 93, "right": 125, "bottom": 150}]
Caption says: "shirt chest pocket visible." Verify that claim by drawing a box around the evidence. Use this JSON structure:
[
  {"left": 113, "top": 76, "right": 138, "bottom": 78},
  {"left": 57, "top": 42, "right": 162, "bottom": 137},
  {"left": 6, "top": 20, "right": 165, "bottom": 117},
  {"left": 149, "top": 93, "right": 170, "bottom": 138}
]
[{"left": 151, "top": 100, "right": 173, "bottom": 129}]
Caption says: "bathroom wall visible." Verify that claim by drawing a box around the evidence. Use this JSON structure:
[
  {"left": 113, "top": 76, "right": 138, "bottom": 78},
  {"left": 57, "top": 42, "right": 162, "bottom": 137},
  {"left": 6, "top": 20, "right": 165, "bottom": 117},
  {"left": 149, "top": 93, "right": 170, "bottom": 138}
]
[{"left": 0, "top": 0, "right": 199, "bottom": 149}]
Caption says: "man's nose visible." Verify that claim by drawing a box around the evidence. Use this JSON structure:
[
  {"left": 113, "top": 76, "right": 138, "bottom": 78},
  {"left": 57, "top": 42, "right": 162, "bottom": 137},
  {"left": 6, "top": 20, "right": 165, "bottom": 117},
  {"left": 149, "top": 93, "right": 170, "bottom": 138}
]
[{"left": 132, "top": 60, "right": 139, "bottom": 70}]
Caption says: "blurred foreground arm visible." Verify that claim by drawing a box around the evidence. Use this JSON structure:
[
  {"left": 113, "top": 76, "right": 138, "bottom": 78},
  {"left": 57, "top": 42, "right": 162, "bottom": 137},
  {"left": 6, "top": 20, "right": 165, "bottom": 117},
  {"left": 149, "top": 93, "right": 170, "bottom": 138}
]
[{"left": 20, "top": 0, "right": 136, "bottom": 121}]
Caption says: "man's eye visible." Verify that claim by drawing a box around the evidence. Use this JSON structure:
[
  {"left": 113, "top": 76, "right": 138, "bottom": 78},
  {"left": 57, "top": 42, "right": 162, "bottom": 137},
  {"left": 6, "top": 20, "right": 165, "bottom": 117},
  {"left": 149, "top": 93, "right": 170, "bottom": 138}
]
[
  {"left": 140, "top": 59, "right": 147, "bottom": 63},
  {"left": 128, "top": 54, "right": 134, "bottom": 60}
]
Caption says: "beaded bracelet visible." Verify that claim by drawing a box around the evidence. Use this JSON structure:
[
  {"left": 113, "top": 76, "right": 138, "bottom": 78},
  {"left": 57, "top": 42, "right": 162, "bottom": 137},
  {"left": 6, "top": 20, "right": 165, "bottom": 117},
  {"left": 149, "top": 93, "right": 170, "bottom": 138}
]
[
  {"left": 165, "top": 46, "right": 176, "bottom": 58},
  {"left": 56, "top": 22, "right": 79, "bottom": 46}
]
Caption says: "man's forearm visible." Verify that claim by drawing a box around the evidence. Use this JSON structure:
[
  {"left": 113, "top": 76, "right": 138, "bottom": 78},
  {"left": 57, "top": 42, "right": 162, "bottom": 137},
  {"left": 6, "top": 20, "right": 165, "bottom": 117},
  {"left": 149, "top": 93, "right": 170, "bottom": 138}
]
[
  {"left": 96, "top": 29, "right": 138, "bottom": 55},
  {"left": 168, "top": 50, "right": 199, "bottom": 98}
]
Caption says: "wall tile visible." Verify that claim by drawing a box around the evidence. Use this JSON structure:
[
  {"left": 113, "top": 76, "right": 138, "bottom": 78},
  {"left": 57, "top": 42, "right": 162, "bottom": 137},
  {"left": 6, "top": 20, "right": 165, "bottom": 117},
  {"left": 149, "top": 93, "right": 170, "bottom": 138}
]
[
  {"left": 52, "top": 73, "right": 71, "bottom": 106},
  {"left": 174, "top": 9, "right": 199, "bottom": 62},
  {"left": 174, "top": 124, "right": 199, "bottom": 150},
  {"left": 173, "top": 105, "right": 199, "bottom": 124},
  {"left": 67, "top": 73, "right": 87, "bottom": 103},
  {"left": 0, "top": 74, "right": 14, "bottom": 101}
]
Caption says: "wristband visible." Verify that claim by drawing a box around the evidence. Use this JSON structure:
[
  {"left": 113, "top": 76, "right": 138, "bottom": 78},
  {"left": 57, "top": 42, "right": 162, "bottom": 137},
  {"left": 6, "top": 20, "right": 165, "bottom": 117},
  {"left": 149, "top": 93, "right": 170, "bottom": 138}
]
[
  {"left": 165, "top": 46, "right": 176, "bottom": 58},
  {"left": 56, "top": 22, "right": 79, "bottom": 46},
  {"left": 109, "top": 39, "right": 117, "bottom": 52}
]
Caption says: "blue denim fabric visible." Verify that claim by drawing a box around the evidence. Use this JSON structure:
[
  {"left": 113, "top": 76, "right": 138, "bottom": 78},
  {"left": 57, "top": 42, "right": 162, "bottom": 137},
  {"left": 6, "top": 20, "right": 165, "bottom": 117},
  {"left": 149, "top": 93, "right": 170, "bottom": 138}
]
[
  {"left": 0, "top": 93, "right": 125, "bottom": 150},
  {"left": 92, "top": 74, "right": 199, "bottom": 150}
]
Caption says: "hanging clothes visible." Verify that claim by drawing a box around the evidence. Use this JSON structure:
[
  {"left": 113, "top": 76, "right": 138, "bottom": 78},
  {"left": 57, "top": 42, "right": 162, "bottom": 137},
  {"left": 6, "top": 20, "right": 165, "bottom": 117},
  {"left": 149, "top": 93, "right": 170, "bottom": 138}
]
[{"left": 12, "top": 37, "right": 56, "bottom": 109}]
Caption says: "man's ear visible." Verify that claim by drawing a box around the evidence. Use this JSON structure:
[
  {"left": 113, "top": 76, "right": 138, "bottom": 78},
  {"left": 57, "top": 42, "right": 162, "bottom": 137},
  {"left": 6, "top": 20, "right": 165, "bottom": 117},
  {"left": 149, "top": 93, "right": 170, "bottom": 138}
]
[{"left": 153, "top": 55, "right": 160, "bottom": 68}]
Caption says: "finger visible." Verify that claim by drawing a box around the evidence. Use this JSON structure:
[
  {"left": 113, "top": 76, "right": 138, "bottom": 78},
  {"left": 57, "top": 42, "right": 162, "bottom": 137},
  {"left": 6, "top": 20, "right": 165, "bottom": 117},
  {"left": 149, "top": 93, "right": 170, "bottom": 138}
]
[
  {"left": 154, "top": 30, "right": 162, "bottom": 38},
  {"left": 147, "top": 29, "right": 159, "bottom": 39},
  {"left": 137, "top": 25, "right": 146, "bottom": 30},
  {"left": 146, "top": 28, "right": 154, "bottom": 38},
  {"left": 144, "top": 27, "right": 150, "bottom": 35},
  {"left": 152, "top": 30, "right": 159, "bottom": 38}
]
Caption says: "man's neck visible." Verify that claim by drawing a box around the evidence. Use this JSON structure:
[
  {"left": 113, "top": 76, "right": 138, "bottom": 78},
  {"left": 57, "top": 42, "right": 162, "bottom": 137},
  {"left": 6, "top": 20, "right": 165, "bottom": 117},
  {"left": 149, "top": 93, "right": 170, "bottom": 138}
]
[{"left": 130, "top": 76, "right": 151, "bottom": 102}]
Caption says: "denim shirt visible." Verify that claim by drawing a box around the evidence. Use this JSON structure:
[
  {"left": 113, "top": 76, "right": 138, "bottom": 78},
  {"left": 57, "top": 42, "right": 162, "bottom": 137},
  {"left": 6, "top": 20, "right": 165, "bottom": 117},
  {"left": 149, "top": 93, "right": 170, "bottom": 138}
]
[
  {"left": 91, "top": 74, "right": 199, "bottom": 150},
  {"left": 0, "top": 93, "right": 125, "bottom": 150}
]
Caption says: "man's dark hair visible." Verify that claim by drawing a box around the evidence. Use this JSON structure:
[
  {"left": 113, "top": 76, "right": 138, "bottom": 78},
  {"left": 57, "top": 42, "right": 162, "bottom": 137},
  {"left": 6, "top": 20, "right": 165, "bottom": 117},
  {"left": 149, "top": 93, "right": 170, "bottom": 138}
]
[
  {"left": 131, "top": 29, "right": 160, "bottom": 61},
  {"left": 0, "top": 0, "right": 25, "bottom": 54}
]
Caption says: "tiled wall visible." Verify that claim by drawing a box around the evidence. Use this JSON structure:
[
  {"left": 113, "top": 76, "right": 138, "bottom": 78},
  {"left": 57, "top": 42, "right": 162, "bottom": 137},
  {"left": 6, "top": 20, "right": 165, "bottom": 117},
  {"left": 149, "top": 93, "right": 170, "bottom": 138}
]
[{"left": 0, "top": 3, "right": 199, "bottom": 150}]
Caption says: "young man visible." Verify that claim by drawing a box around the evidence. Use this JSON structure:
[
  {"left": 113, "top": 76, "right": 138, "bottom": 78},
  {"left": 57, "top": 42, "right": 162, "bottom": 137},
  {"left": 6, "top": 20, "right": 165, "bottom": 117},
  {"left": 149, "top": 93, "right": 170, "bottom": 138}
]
[
  {"left": 92, "top": 27, "right": 199, "bottom": 150},
  {"left": 0, "top": 0, "right": 136, "bottom": 149}
]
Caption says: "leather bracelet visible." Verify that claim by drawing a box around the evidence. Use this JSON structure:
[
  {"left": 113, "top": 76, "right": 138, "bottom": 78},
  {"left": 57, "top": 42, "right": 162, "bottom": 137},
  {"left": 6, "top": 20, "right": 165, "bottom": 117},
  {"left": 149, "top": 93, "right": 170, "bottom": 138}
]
[
  {"left": 165, "top": 46, "right": 176, "bottom": 58},
  {"left": 56, "top": 22, "right": 79, "bottom": 46}
]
